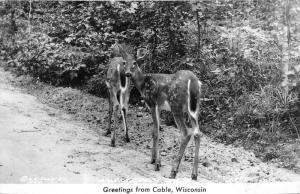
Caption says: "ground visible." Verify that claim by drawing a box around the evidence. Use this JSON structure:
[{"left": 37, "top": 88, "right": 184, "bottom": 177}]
[{"left": 0, "top": 67, "right": 299, "bottom": 183}]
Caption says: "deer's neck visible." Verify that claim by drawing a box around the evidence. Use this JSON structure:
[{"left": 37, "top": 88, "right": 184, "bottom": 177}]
[{"left": 133, "top": 70, "right": 146, "bottom": 97}]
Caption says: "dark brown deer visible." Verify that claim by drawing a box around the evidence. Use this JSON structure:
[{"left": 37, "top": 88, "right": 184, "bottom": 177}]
[
  {"left": 125, "top": 49, "right": 202, "bottom": 180},
  {"left": 105, "top": 43, "right": 135, "bottom": 147}
]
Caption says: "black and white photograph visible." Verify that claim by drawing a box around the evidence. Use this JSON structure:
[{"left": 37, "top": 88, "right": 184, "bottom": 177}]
[{"left": 0, "top": 0, "right": 299, "bottom": 193}]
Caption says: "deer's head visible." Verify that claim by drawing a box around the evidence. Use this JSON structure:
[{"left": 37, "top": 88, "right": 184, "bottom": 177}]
[
  {"left": 110, "top": 42, "right": 137, "bottom": 78},
  {"left": 125, "top": 48, "right": 148, "bottom": 79}
]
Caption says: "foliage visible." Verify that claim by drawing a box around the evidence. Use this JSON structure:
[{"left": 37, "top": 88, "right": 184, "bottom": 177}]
[
  {"left": 7, "top": 31, "right": 102, "bottom": 86},
  {"left": 235, "top": 85, "right": 299, "bottom": 139}
]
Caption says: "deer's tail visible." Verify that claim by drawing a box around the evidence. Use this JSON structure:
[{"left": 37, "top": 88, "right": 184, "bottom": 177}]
[{"left": 187, "top": 78, "right": 202, "bottom": 119}]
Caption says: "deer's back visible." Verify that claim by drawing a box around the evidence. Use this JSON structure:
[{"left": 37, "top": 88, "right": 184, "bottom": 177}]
[
  {"left": 168, "top": 70, "right": 201, "bottom": 112},
  {"left": 141, "top": 74, "right": 173, "bottom": 107},
  {"left": 143, "top": 70, "right": 201, "bottom": 112},
  {"left": 169, "top": 70, "right": 200, "bottom": 93}
]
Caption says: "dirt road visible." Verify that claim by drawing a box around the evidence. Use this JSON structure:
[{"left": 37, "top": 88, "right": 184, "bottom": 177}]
[
  {"left": 0, "top": 67, "right": 299, "bottom": 183},
  {"left": 0, "top": 68, "right": 209, "bottom": 183}
]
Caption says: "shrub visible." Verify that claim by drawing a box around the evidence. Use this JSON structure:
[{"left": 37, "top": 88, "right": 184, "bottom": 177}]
[
  {"left": 7, "top": 32, "right": 109, "bottom": 86},
  {"left": 235, "top": 85, "right": 299, "bottom": 141}
]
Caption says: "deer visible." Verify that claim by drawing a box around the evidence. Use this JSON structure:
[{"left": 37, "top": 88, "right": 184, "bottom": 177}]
[
  {"left": 105, "top": 43, "right": 136, "bottom": 147},
  {"left": 125, "top": 48, "right": 202, "bottom": 180}
]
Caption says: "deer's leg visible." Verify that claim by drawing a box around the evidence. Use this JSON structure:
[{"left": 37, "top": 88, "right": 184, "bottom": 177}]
[
  {"left": 110, "top": 105, "right": 119, "bottom": 147},
  {"left": 106, "top": 92, "right": 113, "bottom": 136},
  {"left": 190, "top": 116, "right": 200, "bottom": 180},
  {"left": 170, "top": 112, "right": 191, "bottom": 179},
  {"left": 150, "top": 106, "right": 156, "bottom": 164},
  {"left": 121, "top": 108, "right": 130, "bottom": 142},
  {"left": 121, "top": 91, "right": 130, "bottom": 142},
  {"left": 150, "top": 105, "right": 161, "bottom": 171}
]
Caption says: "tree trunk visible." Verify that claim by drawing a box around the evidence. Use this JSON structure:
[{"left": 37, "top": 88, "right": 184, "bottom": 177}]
[
  {"left": 196, "top": 7, "right": 201, "bottom": 57},
  {"left": 150, "top": 27, "right": 158, "bottom": 72},
  {"left": 282, "top": 0, "right": 291, "bottom": 91},
  {"left": 28, "top": 0, "right": 32, "bottom": 34},
  {"left": 166, "top": 5, "right": 174, "bottom": 61},
  {"left": 10, "top": 9, "right": 17, "bottom": 35}
]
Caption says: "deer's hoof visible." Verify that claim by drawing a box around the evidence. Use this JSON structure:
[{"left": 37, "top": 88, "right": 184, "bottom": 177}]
[
  {"left": 154, "top": 163, "right": 160, "bottom": 171},
  {"left": 150, "top": 159, "right": 155, "bottom": 164},
  {"left": 191, "top": 174, "right": 198, "bottom": 181},
  {"left": 125, "top": 136, "right": 130, "bottom": 143},
  {"left": 169, "top": 171, "right": 177, "bottom": 179},
  {"left": 104, "top": 130, "right": 111, "bottom": 136},
  {"left": 154, "top": 161, "right": 161, "bottom": 171},
  {"left": 110, "top": 140, "right": 116, "bottom": 147}
]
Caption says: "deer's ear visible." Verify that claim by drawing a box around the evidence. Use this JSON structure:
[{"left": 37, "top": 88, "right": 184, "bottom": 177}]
[
  {"left": 110, "top": 43, "right": 121, "bottom": 57},
  {"left": 105, "top": 81, "right": 111, "bottom": 89},
  {"left": 136, "top": 48, "right": 148, "bottom": 60}
]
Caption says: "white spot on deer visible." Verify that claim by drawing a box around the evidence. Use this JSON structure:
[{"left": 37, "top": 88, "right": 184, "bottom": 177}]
[
  {"left": 160, "top": 100, "right": 171, "bottom": 111},
  {"left": 198, "top": 80, "right": 202, "bottom": 98},
  {"left": 117, "top": 64, "right": 128, "bottom": 110},
  {"left": 193, "top": 126, "right": 201, "bottom": 137},
  {"left": 105, "top": 81, "right": 110, "bottom": 89},
  {"left": 121, "top": 107, "right": 127, "bottom": 135},
  {"left": 117, "top": 64, "right": 120, "bottom": 74},
  {"left": 155, "top": 105, "right": 160, "bottom": 128},
  {"left": 187, "top": 79, "right": 197, "bottom": 120},
  {"left": 118, "top": 64, "right": 128, "bottom": 93},
  {"left": 120, "top": 79, "right": 127, "bottom": 93}
]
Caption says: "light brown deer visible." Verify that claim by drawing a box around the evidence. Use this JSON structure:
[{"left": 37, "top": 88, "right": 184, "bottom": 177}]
[
  {"left": 125, "top": 49, "right": 202, "bottom": 180},
  {"left": 105, "top": 43, "right": 135, "bottom": 147}
]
